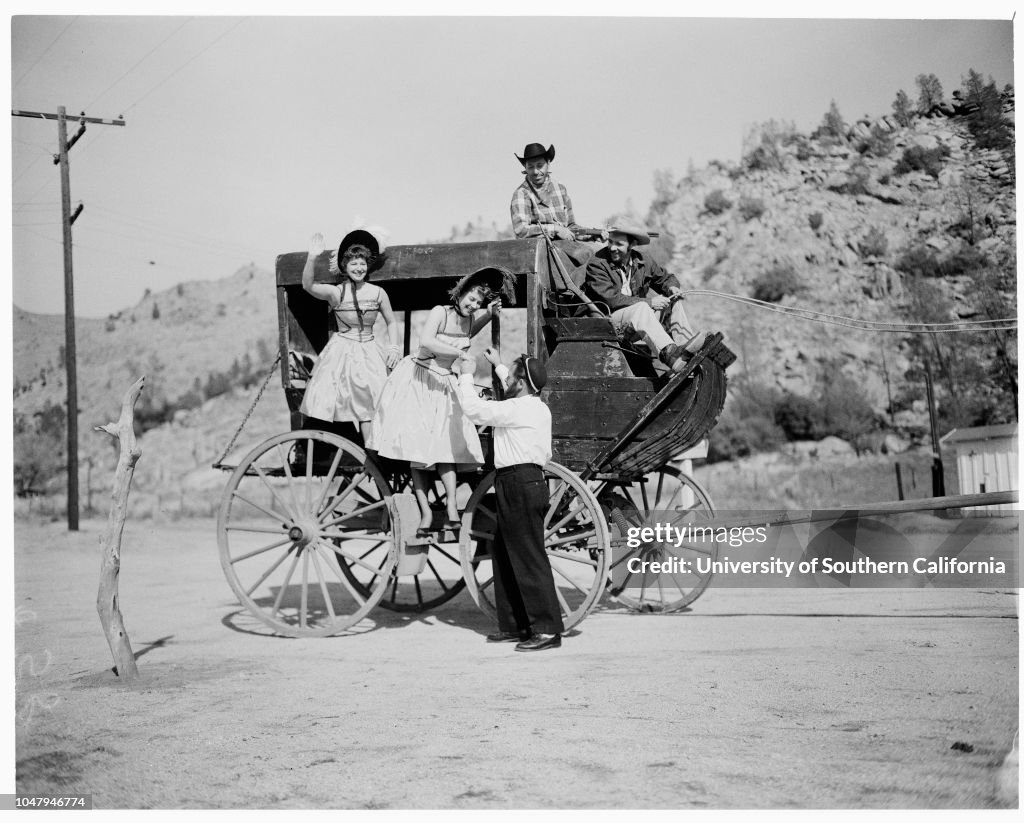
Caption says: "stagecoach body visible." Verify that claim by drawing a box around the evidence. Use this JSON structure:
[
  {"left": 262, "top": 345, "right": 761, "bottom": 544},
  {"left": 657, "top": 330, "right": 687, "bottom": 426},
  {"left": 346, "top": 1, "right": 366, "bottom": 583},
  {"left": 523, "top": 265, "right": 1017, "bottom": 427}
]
[{"left": 216, "top": 237, "right": 734, "bottom": 637}]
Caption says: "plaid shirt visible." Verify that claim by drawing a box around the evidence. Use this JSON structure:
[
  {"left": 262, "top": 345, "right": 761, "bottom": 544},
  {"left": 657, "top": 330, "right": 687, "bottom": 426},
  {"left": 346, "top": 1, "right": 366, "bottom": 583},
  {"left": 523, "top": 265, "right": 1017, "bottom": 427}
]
[{"left": 510, "top": 176, "right": 578, "bottom": 238}]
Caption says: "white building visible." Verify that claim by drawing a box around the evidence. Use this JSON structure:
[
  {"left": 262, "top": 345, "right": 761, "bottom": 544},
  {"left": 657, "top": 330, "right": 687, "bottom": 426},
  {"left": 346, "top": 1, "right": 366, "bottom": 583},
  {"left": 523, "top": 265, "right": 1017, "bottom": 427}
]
[{"left": 939, "top": 423, "right": 1019, "bottom": 516}]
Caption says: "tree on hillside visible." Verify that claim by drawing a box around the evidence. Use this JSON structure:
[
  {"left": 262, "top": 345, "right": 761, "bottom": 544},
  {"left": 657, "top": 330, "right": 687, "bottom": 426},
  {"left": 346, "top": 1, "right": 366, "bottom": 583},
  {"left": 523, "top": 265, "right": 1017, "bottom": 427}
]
[
  {"left": 13, "top": 401, "right": 65, "bottom": 495},
  {"left": 817, "top": 101, "right": 846, "bottom": 143},
  {"left": 891, "top": 89, "right": 914, "bottom": 126},
  {"left": 743, "top": 120, "right": 800, "bottom": 171},
  {"left": 915, "top": 73, "right": 944, "bottom": 114},
  {"left": 960, "top": 69, "right": 1013, "bottom": 151}
]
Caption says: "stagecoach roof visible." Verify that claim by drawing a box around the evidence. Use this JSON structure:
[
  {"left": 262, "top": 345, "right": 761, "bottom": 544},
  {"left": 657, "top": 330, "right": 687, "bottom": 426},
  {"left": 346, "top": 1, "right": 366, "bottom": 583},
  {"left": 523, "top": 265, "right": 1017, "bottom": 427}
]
[{"left": 276, "top": 238, "right": 548, "bottom": 288}]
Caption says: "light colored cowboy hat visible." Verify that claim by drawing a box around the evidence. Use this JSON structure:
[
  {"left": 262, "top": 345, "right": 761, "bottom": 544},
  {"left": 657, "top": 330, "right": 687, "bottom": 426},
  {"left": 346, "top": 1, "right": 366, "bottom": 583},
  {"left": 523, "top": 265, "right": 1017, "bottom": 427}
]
[
  {"left": 605, "top": 222, "right": 651, "bottom": 246},
  {"left": 516, "top": 143, "right": 555, "bottom": 165}
]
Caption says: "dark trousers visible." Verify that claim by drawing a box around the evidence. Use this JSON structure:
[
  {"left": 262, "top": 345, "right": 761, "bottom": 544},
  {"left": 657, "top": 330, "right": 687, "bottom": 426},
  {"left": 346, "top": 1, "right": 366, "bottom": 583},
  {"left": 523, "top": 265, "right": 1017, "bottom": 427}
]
[{"left": 491, "top": 464, "right": 564, "bottom": 635}]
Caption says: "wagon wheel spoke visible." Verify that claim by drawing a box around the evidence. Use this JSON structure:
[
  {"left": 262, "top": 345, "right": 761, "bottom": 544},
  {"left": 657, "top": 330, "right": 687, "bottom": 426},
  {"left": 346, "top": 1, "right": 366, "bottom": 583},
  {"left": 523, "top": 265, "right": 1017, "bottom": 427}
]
[
  {"left": 277, "top": 443, "right": 303, "bottom": 518},
  {"left": 546, "top": 529, "right": 597, "bottom": 549},
  {"left": 229, "top": 535, "right": 293, "bottom": 564},
  {"left": 318, "top": 469, "right": 370, "bottom": 522},
  {"left": 314, "top": 540, "right": 368, "bottom": 605},
  {"left": 551, "top": 562, "right": 590, "bottom": 597},
  {"left": 424, "top": 558, "right": 451, "bottom": 593},
  {"left": 321, "top": 488, "right": 383, "bottom": 528},
  {"left": 218, "top": 432, "right": 396, "bottom": 636},
  {"left": 271, "top": 551, "right": 302, "bottom": 617},
  {"left": 312, "top": 447, "right": 346, "bottom": 516},
  {"left": 547, "top": 549, "right": 599, "bottom": 568},
  {"left": 251, "top": 463, "right": 298, "bottom": 523},
  {"left": 308, "top": 546, "right": 338, "bottom": 622},
  {"left": 229, "top": 490, "right": 289, "bottom": 525},
  {"left": 544, "top": 480, "right": 569, "bottom": 529},
  {"left": 247, "top": 543, "right": 296, "bottom": 598}
]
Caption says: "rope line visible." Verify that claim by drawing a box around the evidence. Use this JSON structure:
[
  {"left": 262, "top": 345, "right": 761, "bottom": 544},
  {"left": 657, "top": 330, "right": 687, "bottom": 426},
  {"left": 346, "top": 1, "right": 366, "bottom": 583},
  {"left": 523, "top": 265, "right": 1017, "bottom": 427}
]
[{"left": 681, "top": 289, "right": 1017, "bottom": 334}]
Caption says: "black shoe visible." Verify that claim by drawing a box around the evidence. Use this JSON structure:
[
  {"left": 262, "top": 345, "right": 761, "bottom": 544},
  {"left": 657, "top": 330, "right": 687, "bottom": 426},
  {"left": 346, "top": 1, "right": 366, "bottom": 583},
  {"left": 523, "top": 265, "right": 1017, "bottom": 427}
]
[
  {"left": 658, "top": 344, "right": 689, "bottom": 373},
  {"left": 486, "top": 630, "right": 528, "bottom": 643},
  {"left": 515, "top": 633, "right": 562, "bottom": 652}
]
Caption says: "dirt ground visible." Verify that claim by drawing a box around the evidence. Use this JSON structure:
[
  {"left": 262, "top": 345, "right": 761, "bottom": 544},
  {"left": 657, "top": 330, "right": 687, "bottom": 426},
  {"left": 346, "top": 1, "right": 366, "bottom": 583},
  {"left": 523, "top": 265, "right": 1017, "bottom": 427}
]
[{"left": 11, "top": 515, "right": 1019, "bottom": 811}]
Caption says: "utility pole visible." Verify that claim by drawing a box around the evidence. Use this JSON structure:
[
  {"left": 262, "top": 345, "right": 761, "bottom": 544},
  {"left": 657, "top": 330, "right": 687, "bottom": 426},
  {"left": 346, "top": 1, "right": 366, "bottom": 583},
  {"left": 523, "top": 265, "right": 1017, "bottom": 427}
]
[
  {"left": 924, "top": 360, "right": 946, "bottom": 498},
  {"left": 12, "top": 107, "right": 125, "bottom": 530}
]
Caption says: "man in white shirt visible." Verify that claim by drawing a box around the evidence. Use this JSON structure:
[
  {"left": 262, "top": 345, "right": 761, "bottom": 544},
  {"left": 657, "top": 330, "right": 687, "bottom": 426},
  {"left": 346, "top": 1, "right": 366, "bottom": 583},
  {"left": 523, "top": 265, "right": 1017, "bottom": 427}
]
[{"left": 454, "top": 349, "right": 564, "bottom": 652}]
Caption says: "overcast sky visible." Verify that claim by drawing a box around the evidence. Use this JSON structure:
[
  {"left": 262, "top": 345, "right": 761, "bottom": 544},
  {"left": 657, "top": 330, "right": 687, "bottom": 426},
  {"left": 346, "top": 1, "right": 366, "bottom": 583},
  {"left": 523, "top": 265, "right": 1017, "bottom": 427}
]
[{"left": 8, "top": 6, "right": 1016, "bottom": 318}]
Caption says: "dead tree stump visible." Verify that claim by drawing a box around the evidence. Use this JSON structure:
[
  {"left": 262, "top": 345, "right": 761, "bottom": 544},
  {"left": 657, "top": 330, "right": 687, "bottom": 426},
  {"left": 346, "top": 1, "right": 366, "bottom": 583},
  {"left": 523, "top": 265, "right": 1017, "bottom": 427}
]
[{"left": 94, "top": 376, "right": 145, "bottom": 681}]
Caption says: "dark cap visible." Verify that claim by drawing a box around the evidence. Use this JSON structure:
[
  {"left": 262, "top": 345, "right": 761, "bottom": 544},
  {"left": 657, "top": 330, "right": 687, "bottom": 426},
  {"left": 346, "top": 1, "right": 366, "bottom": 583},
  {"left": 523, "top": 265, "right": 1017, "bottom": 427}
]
[{"left": 517, "top": 354, "right": 547, "bottom": 393}]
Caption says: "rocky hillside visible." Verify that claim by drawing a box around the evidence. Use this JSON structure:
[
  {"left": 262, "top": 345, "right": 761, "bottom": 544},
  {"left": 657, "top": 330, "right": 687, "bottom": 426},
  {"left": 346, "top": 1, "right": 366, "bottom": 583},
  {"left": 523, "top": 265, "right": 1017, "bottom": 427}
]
[
  {"left": 643, "top": 96, "right": 1015, "bottom": 455},
  {"left": 12, "top": 85, "right": 1016, "bottom": 505}
]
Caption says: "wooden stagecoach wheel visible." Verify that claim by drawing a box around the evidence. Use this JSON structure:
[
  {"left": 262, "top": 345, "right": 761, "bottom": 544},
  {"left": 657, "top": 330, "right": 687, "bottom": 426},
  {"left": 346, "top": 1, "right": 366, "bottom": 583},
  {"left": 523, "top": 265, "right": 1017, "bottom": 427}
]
[
  {"left": 338, "top": 471, "right": 471, "bottom": 613},
  {"left": 601, "top": 466, "right": 719, "bottom": 613},
  {"left": 217, "top": 431, "right": 397, "bottom": 637},
  {"left": 459, "top": 462, "right": 611, "bottom": 631}
]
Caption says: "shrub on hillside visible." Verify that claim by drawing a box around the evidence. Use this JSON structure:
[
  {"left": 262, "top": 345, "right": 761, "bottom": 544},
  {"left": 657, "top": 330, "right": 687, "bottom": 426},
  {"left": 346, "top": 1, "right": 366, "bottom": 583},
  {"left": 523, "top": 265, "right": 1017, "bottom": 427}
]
[
  {"left": 894, "top": 245, "right": 942, "bottom": 278},
  {"left": 942, "top": 244, "right": 990, "bottom": 276},
  {"left": 737, "top": 196, "right": 766, "bottom": 221},
  {"left": 13, "top": 402, "right": 65, "bottom": 496},
  {"left": 751, "top": 264, "right": 803, "bottom": 303},
  {"left": 703, "top": 189, "right": 732, "bottom": 215},
  {"left": 707, "top": 413, "right": 786, "bottom": 462},
  {"left": 891, "top": 89, "right": 914, "bottom": 127},
  {"left": 857, "top": 123, "right": 894, "bottom": 157},
  {"left": 895, "top": 243, "right": 989, "bottom": 279},
  {"left": 774, "top": 392, "right": 822, "bottom": 440},
  {"left": 706, "top": 380, "right": 786, "bottom": 462},
  {"left": 857, "top": 226, "right": 888, "bottom": 259},
  {"left": 808, "top": 212, "right": 824, "bottom": 231},
  {"left": 894, "top": 144, "right": 950, "bottom": 179},
  {"left": 742, "top": 119, "right": 798, "bottom": 172},
  {"left": 842, "top": 160, "right": 873, "bottom": 195}
]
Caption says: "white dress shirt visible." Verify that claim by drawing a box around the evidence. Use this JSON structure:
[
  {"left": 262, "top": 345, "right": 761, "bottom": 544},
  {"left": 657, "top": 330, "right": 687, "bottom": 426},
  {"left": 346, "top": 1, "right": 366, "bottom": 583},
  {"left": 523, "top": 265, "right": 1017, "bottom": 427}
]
[{"left": 457, "top": 373, "right": 552, "bottom": 469}]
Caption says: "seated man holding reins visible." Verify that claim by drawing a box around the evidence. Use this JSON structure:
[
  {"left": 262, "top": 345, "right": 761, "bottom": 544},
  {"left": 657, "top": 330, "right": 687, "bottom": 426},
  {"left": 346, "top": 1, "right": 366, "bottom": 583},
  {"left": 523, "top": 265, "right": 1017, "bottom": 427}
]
[{"left": 583, "top": 223, "right": 707, "bottom": 373}]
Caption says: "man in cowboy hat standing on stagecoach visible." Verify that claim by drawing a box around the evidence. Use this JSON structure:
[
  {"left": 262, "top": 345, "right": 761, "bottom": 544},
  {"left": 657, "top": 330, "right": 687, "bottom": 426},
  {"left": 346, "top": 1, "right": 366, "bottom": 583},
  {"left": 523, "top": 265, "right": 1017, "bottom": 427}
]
[
  {"left": 584, "top": 223, "right": 708, "bottom": 374},
  {"left": 510, "top": 142, "right": 583, "bottom": 241}
]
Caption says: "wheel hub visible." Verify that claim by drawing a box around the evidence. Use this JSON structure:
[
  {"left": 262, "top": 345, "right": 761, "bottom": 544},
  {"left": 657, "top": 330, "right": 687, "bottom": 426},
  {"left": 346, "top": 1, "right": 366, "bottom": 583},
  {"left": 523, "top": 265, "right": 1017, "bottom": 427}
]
[{"left": 287, "top": 518, "right": 320, "bottom": 548}]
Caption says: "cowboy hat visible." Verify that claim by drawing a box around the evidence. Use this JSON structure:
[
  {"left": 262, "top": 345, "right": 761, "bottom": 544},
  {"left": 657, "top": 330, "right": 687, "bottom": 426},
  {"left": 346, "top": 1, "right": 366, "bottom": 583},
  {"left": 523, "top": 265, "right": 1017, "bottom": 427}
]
[
  {"left": 329, "top": 226, "right": 388, "bottom": 275},
  {"left": 606, "top": 222, "right": 651, "bottom": 246},
  {"left": 516, "top": 143, "right": 556, "bottom": 165},
  {"left": 448, "top": 266, "right": 517, "bottom": 305}
]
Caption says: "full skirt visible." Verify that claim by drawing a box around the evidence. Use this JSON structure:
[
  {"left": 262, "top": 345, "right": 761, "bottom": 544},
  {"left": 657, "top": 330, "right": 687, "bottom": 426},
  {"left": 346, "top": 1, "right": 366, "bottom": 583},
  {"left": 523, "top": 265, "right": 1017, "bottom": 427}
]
[
  {"left": 370, "top": 357, "right": 484, "bottom": 468},
  {"left": 299, "top": 334, "right": 387, "bottom": 423}
]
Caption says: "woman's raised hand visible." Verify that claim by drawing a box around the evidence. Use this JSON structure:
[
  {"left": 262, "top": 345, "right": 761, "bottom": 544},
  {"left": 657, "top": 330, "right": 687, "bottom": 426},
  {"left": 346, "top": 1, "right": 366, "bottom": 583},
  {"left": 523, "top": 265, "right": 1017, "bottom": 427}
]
[
  {"left": 308, "top": 232, "right": 326, "bottom": 256},
  {"left": 488, "top": 297, "right": 502, "bottom": 315}
]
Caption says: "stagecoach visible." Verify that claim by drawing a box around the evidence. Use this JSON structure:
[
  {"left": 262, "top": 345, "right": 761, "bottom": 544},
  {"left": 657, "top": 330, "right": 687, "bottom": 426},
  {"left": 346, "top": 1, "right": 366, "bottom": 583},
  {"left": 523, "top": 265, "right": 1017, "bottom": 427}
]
[{"left": 215, "top": 236, "right": 735, "bottom": 636}]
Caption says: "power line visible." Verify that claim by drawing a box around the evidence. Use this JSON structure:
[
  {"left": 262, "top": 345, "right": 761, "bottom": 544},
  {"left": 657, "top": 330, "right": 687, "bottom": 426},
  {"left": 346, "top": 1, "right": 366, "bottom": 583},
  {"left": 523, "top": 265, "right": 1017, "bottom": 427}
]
[
  {"left": 122, "top": 18, "right": 246, "bottom": 115},
  {"left": 12, "top": 17, "right": 77, "bottom": 88},
  {"left": 82, "top": 18, "right": 194, "bottom": 111}
]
